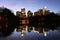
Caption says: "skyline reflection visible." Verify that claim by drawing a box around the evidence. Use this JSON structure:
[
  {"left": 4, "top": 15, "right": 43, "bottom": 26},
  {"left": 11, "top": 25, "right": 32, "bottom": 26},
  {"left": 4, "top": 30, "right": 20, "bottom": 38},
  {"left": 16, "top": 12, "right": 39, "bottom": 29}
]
[
  {"left": 16, "top": 25, "right": 60, "bottom": 37},
  {"left": 0, "top": 25, "right": 60, "bottom": 40}
]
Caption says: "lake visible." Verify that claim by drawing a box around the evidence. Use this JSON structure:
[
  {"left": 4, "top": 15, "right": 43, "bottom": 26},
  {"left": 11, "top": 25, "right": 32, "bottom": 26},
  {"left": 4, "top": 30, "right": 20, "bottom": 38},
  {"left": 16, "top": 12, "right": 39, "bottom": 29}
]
[{"left": 0, "top": 26, "right": 60, "bottom": 40}]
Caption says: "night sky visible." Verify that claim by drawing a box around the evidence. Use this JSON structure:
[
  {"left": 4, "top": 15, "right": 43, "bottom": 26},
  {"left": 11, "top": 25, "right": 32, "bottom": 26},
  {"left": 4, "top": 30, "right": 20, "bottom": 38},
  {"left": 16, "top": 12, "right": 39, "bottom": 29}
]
[{"left": 0, "top": 0, "right": 60, "bottom": 14}]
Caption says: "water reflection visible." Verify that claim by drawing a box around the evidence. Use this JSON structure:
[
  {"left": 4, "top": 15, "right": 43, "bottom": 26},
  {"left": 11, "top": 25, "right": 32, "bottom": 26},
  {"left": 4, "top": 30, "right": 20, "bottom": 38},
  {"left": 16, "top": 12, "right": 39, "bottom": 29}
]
[
  {"left": 16, "top": 25, "right": 60, "bottom": 37},
  {"left": 0, "top": 25, "right": 60, "bottom": 40}
]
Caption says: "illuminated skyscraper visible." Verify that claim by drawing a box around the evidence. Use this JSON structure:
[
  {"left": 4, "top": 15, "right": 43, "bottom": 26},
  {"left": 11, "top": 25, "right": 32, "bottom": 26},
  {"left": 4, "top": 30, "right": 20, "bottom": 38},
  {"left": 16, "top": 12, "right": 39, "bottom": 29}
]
[
  {"left": 34, "top": 9, "right": 43, "bottom": 16},
  {"left": 34, "top": 6, "right": 50, "bottom": 16},
  {"left": 43, "top": 6, "right": 47, "bottom": 15},
  {"left": 21, "top": 7, "right": 26, "bottom": 18},
  {"left": 27, "top": 10, "right": 33, "bottom": 17},
  {"left": 16, "top": 7, "right": 26, "bottom": 18}
]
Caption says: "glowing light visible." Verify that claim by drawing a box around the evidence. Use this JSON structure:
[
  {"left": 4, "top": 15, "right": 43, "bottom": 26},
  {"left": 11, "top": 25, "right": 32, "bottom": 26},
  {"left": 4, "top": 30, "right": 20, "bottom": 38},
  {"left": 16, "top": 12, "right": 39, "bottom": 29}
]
[
  {"left": 14, "top": 29, "right": 17, "bottom": 32},
  {"left": 21, "top": 34, "right": 24, "bottom": 36},
  {"left": 21, "top": 30, "right": 26, "bottom": 36},
  {"left": 44, "top": 6, "right": 47, "bottom": 9},
  {"left": 43, "top": 28, "right": 47, "bottom": 36},
  {"left": 44, "top": 32, "right": 47, "bottom": 36},
  {"left": 22, "top": 20, "right": 27, "bottom": 24}
]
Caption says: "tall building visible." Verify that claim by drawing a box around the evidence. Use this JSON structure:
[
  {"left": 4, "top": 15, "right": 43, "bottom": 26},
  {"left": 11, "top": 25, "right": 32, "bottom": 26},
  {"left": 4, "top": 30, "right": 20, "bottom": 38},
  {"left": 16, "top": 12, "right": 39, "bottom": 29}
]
[
  {"left": 43, "top": 6, "right": 47, "bottom": 15},
  {"left": 44, "top": 10, "right": 50, "bottom": 15},
  {"left": 27, "top": 10, "right": 33, "bottom": 17},
  {"left": 34, "top": 11, "right": 38, "bottom": 16},
  {"left": 34, "top": 9, "right": 43, "bottom": 16},
  {"left": 16, "top": 7, "right": 26, "bottom": 18},
  {"left": 43, "top": 6, "right": 50, "bottom": 15},
  {"left": 21, "top": 7, "right": 26, "bottom": 18},
  {"left": 16, "top": 11, "right": 21, "bottom": 17},
  {"left": 34, "top": 7, "right": 50, "bottom": 16}
]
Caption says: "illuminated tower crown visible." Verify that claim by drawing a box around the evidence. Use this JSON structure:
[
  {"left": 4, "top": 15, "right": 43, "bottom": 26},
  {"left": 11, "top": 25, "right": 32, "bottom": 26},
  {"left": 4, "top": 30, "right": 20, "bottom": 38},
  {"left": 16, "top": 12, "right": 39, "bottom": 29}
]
[{"left": 43, "top": 6, "right": 47, "bottom": 15}]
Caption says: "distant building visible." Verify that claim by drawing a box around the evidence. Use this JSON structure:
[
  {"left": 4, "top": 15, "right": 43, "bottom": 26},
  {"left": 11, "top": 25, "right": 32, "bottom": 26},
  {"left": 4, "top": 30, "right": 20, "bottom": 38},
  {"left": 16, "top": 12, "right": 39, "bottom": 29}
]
[
  {"left": 45, "top": 10, "right": 50, "bottom": 15},
  {"left": 42, "top": 6, "right": 50, "bottom": 15},
  {"left": 34, "top": 11, "right": 38, "bottom": 16},
  {"left": 16, "top": 8, "right": 26, "bottom": 18},
  {"left": 16, "top": 11, "right": 21, "bottom": 17},
  {"left": 34, "top": 8, "right": 50, "bottom": 16},
  {"left": 27, "top": 10, "right": 33, "bottom": 17},
  {"left": 21, "top": 8, "right": 26, "bottom": 18},
  {"left": 34, "top": 9, "right": 43, "bottom": 16}
]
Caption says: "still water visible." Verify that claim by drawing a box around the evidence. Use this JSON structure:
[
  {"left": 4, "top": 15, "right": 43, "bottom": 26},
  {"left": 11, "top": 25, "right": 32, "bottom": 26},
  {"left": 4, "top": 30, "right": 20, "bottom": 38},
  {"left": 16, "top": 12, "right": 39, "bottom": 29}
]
[{"left": 0, "top": 26, "right": 60, "bottom": 40}]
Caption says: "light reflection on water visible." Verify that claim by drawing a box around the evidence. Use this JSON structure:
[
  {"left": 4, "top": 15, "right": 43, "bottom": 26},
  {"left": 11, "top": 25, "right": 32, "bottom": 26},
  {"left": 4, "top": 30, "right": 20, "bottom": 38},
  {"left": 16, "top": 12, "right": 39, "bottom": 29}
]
[
  {"left": 0, "top": 26, "right": 60, "bottom": 40},
  {"left": 16, "top": 26, "right": 59, "bottom": 37}
]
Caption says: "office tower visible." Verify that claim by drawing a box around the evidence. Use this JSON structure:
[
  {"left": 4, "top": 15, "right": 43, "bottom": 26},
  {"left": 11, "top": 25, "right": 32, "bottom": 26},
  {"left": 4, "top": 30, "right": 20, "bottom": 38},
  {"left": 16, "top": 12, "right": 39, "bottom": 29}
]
[
  {"left": 27, "top": 10, "right": 33, "bottom": 17},
  {"left": 34, "top": 6, "right": 50, "bottom": 16},
  {"left": 16, "top": 11, "right": 21, "bottom": 17},
  {"left": 21, "top": 7, "right": 26, "bottom": 18}
]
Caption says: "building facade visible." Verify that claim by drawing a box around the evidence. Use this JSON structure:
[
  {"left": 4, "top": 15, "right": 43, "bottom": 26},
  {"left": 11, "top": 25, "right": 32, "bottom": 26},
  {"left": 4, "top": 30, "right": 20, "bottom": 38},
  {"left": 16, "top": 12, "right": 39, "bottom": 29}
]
[{"left": 27, "top": 10, "right": 33, "bottom": 17}]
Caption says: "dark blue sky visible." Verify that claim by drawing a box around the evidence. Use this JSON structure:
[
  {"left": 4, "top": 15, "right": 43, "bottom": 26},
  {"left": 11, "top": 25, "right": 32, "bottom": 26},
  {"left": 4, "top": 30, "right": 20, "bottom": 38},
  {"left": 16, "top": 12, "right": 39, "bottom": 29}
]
[{"left": 0, "top": 0, "right": 60, "bottom": 14}]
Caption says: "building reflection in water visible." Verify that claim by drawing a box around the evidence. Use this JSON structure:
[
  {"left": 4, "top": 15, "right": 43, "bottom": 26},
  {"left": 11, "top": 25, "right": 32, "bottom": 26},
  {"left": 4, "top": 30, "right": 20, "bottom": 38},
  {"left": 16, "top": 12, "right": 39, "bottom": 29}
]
[
  {"left": 33, "top": 27, "right": 50, "bottom": 36},
  {"left": 16, "top": 25, "right": 51, "bottom": 37},
  {"left": 16, "top": 25, "right": 26, "bottom": 36}
]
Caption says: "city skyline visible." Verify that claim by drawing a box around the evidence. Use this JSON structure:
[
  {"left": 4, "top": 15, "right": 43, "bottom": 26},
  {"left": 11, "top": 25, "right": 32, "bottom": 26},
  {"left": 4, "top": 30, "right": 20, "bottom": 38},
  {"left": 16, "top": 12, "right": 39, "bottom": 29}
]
[{"left": 0, "top": 0, "right": 60, "bottom": 15}]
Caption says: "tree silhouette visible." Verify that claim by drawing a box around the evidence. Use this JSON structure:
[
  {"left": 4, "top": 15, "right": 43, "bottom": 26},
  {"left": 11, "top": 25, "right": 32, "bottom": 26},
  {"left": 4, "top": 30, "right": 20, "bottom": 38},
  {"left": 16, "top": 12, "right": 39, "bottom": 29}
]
[{"left": 0, "top": 7, "right": 18, "bottom": 37}]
